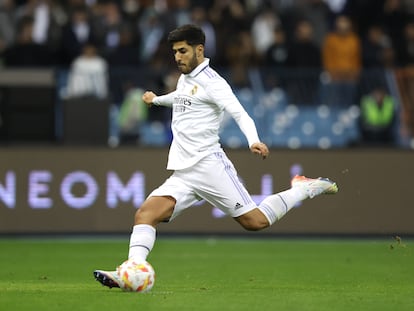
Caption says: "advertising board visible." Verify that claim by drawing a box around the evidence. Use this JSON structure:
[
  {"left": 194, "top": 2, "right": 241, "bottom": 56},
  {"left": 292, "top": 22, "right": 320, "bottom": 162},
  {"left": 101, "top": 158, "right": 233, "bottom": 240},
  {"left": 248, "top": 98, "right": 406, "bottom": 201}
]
[{"left": 0, "top": 148, "right": 412, "bottom": 235}]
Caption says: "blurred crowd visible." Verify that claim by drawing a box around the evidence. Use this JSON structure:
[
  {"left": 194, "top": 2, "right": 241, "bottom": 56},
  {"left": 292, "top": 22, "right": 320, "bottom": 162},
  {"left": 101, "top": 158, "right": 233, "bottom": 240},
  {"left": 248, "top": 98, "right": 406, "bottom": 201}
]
[
  {"left": 1, "top": 0, "right": 414, "bottom": 72},
  {"left": 1, "top": 0, "right": 414, "bottom": 146}
]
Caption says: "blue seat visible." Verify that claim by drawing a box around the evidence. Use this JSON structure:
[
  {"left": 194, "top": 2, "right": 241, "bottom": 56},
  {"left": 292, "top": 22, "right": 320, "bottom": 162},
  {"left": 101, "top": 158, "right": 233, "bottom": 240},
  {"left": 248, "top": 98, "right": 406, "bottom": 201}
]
[{"left": 140, "top": 121, "right": 169, "bottom": 146}]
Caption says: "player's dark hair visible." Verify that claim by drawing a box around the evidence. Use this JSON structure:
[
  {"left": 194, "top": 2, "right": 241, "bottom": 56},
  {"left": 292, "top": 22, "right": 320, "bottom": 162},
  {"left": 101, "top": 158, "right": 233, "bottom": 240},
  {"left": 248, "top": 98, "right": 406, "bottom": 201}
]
[{"left": 167, "top": 24, "right": 205, "bottom": 46}]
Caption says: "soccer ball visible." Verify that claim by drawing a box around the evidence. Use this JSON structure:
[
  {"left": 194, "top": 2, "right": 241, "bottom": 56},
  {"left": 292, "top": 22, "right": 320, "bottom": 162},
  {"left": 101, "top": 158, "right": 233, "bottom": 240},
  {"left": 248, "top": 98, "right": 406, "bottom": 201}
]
[{"left": 117, "top": 259, "right": 155, "bottom": 292}]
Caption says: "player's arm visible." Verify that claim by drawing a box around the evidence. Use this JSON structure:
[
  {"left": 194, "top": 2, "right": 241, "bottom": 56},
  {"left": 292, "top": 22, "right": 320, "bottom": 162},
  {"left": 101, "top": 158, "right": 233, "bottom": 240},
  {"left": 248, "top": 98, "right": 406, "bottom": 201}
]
[
  {"left": 207, "top": 80, "right": 269, "bottom": 159},
  {"left": 250, "top": 141, "right": 269, "bottom": 159},
  {"left": 226, "top": 103, "right": 269, "bottom": 159},
  {"left": 142, "top": 91, "right": 176, "bottom": 108}
]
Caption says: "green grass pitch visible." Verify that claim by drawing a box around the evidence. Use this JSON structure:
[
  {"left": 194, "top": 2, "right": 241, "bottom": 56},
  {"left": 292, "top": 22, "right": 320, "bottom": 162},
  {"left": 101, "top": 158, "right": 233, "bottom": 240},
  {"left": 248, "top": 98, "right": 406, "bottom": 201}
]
[{"left": 0, "top": 237, "right": 413, "bottom": 311}]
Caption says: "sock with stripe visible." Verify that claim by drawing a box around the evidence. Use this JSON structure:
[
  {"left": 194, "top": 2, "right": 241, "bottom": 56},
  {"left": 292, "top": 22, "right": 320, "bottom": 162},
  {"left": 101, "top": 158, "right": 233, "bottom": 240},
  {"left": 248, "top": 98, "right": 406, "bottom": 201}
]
[
  {"left": 128, "top": 224, "right": 156, "bottom": 261},
  {"left": 258, "top": 187, "right": 307, "bottom": 225}
]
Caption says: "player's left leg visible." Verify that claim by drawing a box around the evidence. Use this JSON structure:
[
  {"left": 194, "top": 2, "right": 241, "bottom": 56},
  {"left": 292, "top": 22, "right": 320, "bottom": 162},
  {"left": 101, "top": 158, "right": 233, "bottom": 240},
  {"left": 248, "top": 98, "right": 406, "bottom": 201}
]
[
  {"left": 93, "top": 270, "right": 121, "bottom": 288},
  {"left": 128, "top": 195, "right": 176, "bottom": 261},
  {"left": 94, "top": 195, "right": 175, "bottom": 288},
  {"left": 94, "top": 174, "right": 200, "bottom": 289}
]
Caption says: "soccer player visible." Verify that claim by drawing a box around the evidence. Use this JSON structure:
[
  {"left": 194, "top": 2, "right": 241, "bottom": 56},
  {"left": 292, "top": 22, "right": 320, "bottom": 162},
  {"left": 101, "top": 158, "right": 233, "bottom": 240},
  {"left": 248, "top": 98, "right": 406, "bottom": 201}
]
[{"left": 94, "top": 24, "right": 338, "bottom": 288}]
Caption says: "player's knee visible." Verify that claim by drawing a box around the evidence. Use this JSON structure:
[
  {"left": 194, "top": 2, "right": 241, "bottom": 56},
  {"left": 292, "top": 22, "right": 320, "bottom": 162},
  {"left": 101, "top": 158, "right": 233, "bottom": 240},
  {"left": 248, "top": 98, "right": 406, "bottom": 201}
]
[
  {"left": 242, "top": 220, "right": 269, "bottom": 231},
  {"left": 134, "top": 207, "right": 148, "bottom": 224},
  {"left": 237, "top": 216, "right": 269, "bottom": 231},
  {"left": 235, "top": 209, "right": 270, "bottom": 231},
  {"left": 134, "top": 196, "right": 175, "bottom": 226},
  {"left": 134, "top": 205, "right": 164, "bottom": 226}
]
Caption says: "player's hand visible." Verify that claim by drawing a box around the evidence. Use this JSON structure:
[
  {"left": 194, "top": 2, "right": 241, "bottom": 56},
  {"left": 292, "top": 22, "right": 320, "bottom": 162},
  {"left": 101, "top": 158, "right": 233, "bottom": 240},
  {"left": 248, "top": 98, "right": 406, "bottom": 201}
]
[
  {"left": 250, "top": 142, "right": 269, "bottom": 160},
  {"left": 142, "top": 91, "right": 157, "bottom": 107}
]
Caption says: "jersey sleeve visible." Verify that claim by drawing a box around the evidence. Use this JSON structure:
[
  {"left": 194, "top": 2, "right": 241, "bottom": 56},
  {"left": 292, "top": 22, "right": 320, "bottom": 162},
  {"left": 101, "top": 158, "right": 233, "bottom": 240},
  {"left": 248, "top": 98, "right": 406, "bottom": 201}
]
[
  {"left": 152, "top": 91, "right": 176, "bottom": 108},
  {"left": 206, "top": 78, "right": 260, "bottom": 147}
]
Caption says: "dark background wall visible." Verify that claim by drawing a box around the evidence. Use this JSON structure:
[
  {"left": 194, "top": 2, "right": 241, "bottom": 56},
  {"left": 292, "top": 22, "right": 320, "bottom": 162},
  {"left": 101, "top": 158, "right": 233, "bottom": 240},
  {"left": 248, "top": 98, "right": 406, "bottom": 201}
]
[{"left": 0, "top": 70, "right": 56, "bottom": 142}]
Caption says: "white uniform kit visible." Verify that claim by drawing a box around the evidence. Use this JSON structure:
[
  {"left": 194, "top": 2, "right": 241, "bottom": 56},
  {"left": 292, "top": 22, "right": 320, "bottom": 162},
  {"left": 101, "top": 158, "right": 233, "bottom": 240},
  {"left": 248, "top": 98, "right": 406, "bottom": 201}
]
[
  {"left": 93, "top": 29, "right": 338, "bottom": 291},
  {"left": 150, "top": 58, "right": 261, "bottom": 220}
]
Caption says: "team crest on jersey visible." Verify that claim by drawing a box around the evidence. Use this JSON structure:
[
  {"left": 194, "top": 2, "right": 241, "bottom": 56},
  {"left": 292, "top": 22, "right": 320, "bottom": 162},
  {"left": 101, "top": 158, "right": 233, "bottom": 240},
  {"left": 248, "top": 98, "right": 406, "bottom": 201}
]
[{"left": 190, "top": 85, "right": 198, "bottom": 95}]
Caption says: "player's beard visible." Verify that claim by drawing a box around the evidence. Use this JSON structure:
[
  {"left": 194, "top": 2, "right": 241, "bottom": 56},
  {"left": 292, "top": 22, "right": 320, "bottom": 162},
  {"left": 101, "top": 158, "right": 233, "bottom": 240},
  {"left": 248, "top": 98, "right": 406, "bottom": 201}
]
[{"left": 178, "top": 49, "right": 199, "bottom": 74}]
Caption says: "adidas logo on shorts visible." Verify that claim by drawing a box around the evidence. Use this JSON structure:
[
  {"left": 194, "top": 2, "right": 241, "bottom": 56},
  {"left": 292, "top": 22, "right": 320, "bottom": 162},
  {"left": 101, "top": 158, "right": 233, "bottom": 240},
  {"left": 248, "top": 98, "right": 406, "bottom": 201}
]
[{"left": 235, "top": 202, "right": 243, "bottom": 210}]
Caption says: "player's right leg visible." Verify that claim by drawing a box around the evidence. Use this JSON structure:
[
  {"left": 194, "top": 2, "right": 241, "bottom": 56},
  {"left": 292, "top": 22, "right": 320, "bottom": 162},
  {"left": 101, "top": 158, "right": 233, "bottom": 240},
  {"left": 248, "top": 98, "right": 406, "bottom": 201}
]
[{"left": 94, "top": 196, "right": 176, "bottom": 289}]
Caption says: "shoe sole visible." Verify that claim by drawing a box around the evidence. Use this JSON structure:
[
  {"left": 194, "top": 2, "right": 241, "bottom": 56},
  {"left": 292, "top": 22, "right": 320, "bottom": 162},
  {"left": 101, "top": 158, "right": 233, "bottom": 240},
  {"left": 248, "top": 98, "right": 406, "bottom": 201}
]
[{"left": 93, "top": 270, "right": 120, "bottom": 288}]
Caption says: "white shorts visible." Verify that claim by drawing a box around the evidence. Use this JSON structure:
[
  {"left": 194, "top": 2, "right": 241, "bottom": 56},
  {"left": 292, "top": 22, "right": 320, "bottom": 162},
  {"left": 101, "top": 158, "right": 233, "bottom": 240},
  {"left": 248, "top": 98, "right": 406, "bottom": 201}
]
[{"left": 148, "top": 151, "right": 257, "bottom": 221}]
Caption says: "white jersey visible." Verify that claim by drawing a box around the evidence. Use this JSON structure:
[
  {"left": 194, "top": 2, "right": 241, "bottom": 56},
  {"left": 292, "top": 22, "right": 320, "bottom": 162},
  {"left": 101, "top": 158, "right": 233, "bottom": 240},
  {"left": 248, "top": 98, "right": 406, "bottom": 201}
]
[{"left": 153, "top": 58, "right": 260, "bottom": 170}]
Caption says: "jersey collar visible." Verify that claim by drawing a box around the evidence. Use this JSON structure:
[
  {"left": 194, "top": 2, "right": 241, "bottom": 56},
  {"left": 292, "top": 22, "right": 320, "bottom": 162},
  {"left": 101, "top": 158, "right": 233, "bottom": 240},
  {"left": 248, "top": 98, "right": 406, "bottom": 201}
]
[{"left": 188, "top": 58, "right": 210, "bottom": 78}]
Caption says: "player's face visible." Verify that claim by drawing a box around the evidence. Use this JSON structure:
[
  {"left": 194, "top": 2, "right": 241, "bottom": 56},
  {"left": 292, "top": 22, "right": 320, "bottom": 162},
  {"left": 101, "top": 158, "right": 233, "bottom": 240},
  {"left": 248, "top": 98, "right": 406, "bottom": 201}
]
[{"left": 172, "top": 41, "right": 202, "bottom": 74}]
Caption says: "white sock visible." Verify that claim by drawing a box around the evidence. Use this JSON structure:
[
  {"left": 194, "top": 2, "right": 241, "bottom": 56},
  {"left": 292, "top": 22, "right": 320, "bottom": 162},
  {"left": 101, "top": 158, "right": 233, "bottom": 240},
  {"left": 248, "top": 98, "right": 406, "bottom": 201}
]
[
  {"left": 128, "top": 224, "right": 156, "bottom": 261},
  {"left": 258, "top": 187, "right": 307, "bottom": 225}
]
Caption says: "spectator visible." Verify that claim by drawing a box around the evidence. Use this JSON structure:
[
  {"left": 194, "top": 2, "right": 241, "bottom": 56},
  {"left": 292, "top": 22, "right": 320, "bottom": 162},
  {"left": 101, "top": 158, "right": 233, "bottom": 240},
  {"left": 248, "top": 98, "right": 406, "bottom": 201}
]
[
  {"left": 117, "top": 85, "right": 148, "bottom": 145},
  {"left": 209, "top": 0, "right": 250, "bottom": 66},
  {"left": 342, "top": 0, "right": 383, "bottom": 38},
  {"left": 287, "top": 19, "right": 321, "bottom": 68},
  {"left": 265, "top": 27, "right": 288, "bottom": 68},
  {"left": 281, "top": 0, "right": 332, "bottom": 47},
  {"left": 191, "top": 0, "right": 214, "bottom": 11},
  {"left": 359, "top": 87, "right": 396, "bottom": 145},
  {"left": 209, "top": 0, "right": 248, "bottom": 33},
  {"left": 60, "top": 5, "right": 96, "bottom": 66},
  {"left": 322, "top": 15, "right": 361, "bottom": 81},
  {"left": 191, "top": 5, "right": 216, "bottom": 59},
  {"left": 323, "top": 0, "right": 347, "bottom": 14},
  {"left": 359, "top": 24, "right": 395, "bottom": 97},
  {"left": 15, "top": 0, "right": 66, "bottom": 56},
  {"left": 0, "top": 0, "right": 16, "bottom": 56},
  {"left": 321, "top": 15, "right": 361, "bottom": 106},
  {"left": 402, "top": 0, "right": 414, "bottom": 15},
  {"left": 286, "top": 19, "right": 321, "bottom": 105},
  {"left": 137, "top": 7, "right": 166, "bottom": 62},
  {"left": 106, "top": 24, "right": 141, "bottom": 67},
  {"left": 362, "top": 24, "right": 395, "bottom": 68},
  {"left": 395, "top": 21, "right": 414, "bottom": 143},
  {"left": 251, "top": 8, "right": 281, "bottom": 57},
  {"left": 65, "top": 42, "right": 108, "bottom": 99},
  {"left": 93, "top": 1, "right": 134, "bottom": 58},
  {"left": 399, "top": 21, "right": 414, "bottom": 66},
  {"left": 164, "top": 0, "right": 192, "bottom": 29},
  {"left": 121, "top": 0, "right": 141, "bottom": 22},
  {"left": 2, "top": 16, "right": 54, "bottom": 67},
  {"left": 262, "top": 26, "right": 288, "bottom": 90},
  {"left": 376, "top": 0, "right": 409, "bottom": 65},
  {"left": 225, "top": 31, "right": 259, "bottom": 88},
  {"left": 297, "top": 0, "right": 332, "bottom": 46}
]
